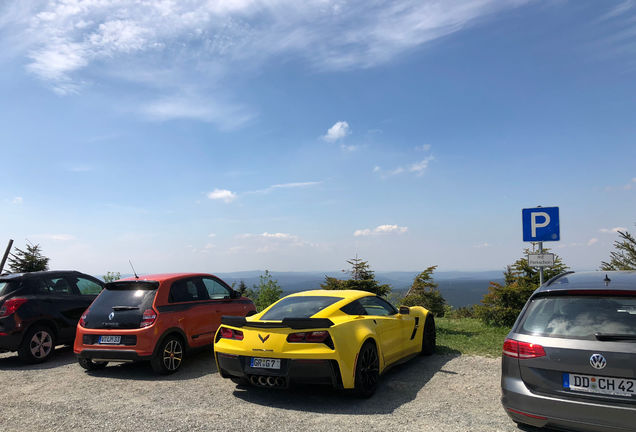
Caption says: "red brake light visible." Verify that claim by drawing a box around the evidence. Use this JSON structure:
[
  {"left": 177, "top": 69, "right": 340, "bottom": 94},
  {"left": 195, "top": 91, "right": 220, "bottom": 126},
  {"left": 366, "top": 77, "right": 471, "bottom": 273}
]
[
  {"left": 219, "top": 327, "right": 243, "bottom": 340},
  {"left": 305, "top": 331, "right": 329, "bottom": 343},
  {"left": 503, "top": 338, "right": 546, "bottom": 359},
  {"left": 287, "top": 332, "right": 306, "bottom": 342},
  {"left": 287, "top": 331, "right": 329, "bottom": 343},
  {"left": 140, "top": 309, "right": 157, "bottom": 328},
  {"left": 79, "top": 308, "right": 89, "bottom": 327},
  {"left": 0, "top": 298, "right": 28, "bottom": 318}
]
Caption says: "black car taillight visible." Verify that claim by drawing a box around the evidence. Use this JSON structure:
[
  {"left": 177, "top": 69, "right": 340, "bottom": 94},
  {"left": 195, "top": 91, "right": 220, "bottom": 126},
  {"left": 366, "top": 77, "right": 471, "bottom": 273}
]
[
  {"left": 0, "top": 298, "right": 28, "bottom": 318},
  {"left": 286, "top": 331, "right": 334, "bottom": 349}
]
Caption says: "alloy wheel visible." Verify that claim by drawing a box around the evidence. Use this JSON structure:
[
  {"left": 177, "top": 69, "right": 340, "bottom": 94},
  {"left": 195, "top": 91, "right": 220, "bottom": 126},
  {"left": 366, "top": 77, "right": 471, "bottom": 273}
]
[
  {"left": 162, "top": 339, "right": 183, "bottom": 371},
  {"left": 29, "top": 330, "right": 53, "bottom": 359}
]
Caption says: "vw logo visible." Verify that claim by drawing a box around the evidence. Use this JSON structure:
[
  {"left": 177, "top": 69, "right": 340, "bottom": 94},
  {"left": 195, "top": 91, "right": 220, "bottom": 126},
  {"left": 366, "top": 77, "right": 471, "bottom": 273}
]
[
  {"left": 108, "top": 312, "right": 115, "bottom": 320},
  {"left": 590, "top": 353, "right": 607, "bottom": 370}
]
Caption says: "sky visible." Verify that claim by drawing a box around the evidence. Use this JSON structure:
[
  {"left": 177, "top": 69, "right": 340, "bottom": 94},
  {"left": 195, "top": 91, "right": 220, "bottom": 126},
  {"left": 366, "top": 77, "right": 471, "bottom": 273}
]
[{"left": 0, "top": 0, "right": 635, "bottom": 275}]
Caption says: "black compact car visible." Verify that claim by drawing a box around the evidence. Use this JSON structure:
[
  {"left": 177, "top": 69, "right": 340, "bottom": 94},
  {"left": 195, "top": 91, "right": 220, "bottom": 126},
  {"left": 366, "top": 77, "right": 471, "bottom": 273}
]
[{"left": 0, "top": 270, "right": 104, "bottom": 363}]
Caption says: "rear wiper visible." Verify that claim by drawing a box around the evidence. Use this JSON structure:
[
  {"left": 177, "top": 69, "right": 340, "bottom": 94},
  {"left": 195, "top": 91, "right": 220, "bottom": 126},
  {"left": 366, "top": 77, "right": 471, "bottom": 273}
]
[
  {"left": 112, "top": 305, "right": 139, "bottom": 311},
  {"left": 594, "top": 333, "right": 636, "bottom": 341}
]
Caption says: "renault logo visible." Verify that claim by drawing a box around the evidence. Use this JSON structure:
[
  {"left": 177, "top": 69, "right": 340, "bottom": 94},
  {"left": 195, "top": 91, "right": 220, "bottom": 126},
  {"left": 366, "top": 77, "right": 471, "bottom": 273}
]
[
  {"left": 108, "top": 312, "right": 115, "bottom": 320},
  {"left": 258, "top": 334, "right": 270, "bottom": 343},
  {"left": 590, "top": 353, "right": 607, "bottom": 370}
]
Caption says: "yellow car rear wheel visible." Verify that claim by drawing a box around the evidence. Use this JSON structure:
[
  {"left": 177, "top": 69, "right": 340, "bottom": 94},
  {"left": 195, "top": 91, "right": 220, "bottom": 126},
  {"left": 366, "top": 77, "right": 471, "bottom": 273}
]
[{"left": 354, "top": 341, "right": 379, "bottom": 398}]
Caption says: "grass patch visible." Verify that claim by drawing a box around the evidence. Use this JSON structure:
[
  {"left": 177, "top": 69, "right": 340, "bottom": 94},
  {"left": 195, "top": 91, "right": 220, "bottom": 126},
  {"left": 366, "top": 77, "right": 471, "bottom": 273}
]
[{"left": 436, "top": 317, "right": 511, "bottom": 357}]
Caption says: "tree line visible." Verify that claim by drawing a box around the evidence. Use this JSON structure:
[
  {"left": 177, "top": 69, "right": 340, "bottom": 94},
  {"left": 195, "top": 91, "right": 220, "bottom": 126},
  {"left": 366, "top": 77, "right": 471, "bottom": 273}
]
[{"left": 3, "top": 223, "right": 635, "bottom": 327}]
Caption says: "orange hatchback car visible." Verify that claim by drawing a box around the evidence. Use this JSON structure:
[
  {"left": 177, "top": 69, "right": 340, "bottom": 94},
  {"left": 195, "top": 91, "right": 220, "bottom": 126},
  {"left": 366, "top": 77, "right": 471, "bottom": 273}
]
[{"left": 74, "top": 273, "right": 255, "bottom": 374}]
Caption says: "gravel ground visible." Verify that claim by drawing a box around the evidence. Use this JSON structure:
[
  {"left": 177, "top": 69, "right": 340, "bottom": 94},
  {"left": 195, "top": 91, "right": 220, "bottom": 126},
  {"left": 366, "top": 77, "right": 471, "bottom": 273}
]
[{"left": 0, "top": 347, "right": 527, "bottom": 432}]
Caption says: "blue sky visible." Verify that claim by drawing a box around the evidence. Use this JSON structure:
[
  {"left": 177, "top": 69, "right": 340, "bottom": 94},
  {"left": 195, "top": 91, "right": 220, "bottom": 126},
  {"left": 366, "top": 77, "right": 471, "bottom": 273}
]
[{"left": 1, "top": 1, "right": 635, "bottom": 275}]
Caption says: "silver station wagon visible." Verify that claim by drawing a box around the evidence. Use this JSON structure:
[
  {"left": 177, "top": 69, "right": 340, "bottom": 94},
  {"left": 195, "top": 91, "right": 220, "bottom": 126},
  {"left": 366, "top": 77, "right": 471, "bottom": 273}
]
[{"left": 501, "top": 271, "right": 636, "bottom": 432}]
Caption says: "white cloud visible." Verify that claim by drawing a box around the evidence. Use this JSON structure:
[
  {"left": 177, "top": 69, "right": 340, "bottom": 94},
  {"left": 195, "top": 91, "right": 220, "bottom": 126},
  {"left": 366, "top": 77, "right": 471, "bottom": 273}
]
[
  {"left": 340, "top": 144, "right": 359, "bottom": 152},
  {"left": 415, "top": 144, "right": 432, "bottom": 151},
  {"left": 473, "top": 242, "right": 491, "bottom": 248},
  {"left": 3, "top": 1, "right": 527, "bottom": 126},
  {"left": 354, "top": 224, "right": 408, "bottom": 236},
  {"left": 207, "top": 188, "right": 237, "bottom": 203},
  {"left": 323, "top": 121, "right": 350, "bottom": 142},
  {"left": 248, "top": 181, "right": 322, "bottom": 194},
  {"left": 235, "top": 231, "right": 316, "bottom": 252},
  {"left": 600, "top": 227, "right": 627, "bottom": 233},
  {"left": 587, "top": 238, "right": 599, "bottom": 246},
  {"left": 12, "top": 197, "right": 23, "bottom": 204},
  {"left": 32, "top": 234, "right": 76, "bottom": 241},
  {"left": 238, "top": 232, "right": 296, "bottom": 240},
  {"left": 375, "top": 156, "right": 434, "bottom": 178},
  {"left": 140, "top": 95, "right": 253, "bottom": 129}
]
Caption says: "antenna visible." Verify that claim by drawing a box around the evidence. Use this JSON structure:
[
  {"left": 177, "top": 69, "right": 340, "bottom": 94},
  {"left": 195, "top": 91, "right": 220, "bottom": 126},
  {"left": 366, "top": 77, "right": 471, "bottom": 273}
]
[{"left": 129, "top": 260, "right": 139, "bottom": 279}]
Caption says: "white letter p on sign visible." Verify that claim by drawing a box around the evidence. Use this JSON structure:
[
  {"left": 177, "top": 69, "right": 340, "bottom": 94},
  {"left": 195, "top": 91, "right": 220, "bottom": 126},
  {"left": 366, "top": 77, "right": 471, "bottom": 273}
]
[{"left": 531, "top": 212, "right": 550, "bottom": 238}]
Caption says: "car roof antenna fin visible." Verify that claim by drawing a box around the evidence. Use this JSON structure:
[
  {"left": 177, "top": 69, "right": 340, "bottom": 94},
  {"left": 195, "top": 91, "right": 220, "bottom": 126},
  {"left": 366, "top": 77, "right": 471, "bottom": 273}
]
[{"left": 129, "top": 260, "right": 139, "bottom": 279}]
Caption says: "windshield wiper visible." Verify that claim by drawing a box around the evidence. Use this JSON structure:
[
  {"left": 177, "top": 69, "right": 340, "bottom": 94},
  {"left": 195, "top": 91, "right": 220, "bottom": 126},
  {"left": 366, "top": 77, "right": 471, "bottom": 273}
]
[
  {"left": 112, "top": 305, "right": 139, "bottom": 311},
  {"left": 594, "top": 333, "right": 636, "bottom": 341}
]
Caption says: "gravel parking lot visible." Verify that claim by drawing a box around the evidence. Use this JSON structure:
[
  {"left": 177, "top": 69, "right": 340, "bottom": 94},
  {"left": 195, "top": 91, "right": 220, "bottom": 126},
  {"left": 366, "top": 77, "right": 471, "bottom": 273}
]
[{"left": 0, "top": 348, "right": 527, "bottom": 432}]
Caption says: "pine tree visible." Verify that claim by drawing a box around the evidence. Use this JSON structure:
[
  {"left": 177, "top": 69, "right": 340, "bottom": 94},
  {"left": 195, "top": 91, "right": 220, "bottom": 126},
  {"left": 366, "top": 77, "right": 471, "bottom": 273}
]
[
  {"left": 7, "top": 243, "right": 50, "bottom": 273},
  {"left": 237, "top": 280, "right": 248, "bottom": 296},
  {"left": 601, "top": 228, "right": 636, "bottom": 271},
  {"left": 246, "top": 271, "right": 283, "bottom": 312},
  {"left": 476, "top": 247, "right": 568, "bottom": 326},
  {"left": 103, "top": 271, "right": 121, "bottom": 283},
  {"left": 321, "top": 256, "right": 391, "bottom": 296},
  {"left": 401, "top": 265, "right": 446, "bottom": 317}
]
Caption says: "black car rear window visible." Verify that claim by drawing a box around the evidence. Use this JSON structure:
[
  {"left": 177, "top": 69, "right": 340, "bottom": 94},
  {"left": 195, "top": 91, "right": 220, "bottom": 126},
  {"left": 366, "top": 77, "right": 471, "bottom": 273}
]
[
  {"left": 261, "top": 296, "right": 343, "bottom": 320},
  {"left": 0, "top": 281, "right": 19, "bottom": 297},
  {"left": 517, "top": 295, "right": 636, "bottom": 340}
]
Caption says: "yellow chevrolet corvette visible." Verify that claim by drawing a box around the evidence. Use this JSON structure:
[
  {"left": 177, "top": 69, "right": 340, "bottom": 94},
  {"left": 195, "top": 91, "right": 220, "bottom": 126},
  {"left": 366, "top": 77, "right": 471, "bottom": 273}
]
[{"left": 214, "top": 289, "right": 435, "bottom": 397}]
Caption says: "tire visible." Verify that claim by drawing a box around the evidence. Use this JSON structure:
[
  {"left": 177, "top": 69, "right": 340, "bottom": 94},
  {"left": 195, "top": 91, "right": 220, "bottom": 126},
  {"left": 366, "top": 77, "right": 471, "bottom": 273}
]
[
  {"left": 421, "top": 314, "right": 436, "bottom": 356},
  {"left": 354, "top": 341, "right": 380, "bottom": 398},
  {"left": 17, "top": 325, "right": 56, "bottom": 364},
  {"left": 78, "top": 358, "right": 108, "bottom": 371},
  {"left": 151, "top": 335, "right": 184, "bottom": 374}
]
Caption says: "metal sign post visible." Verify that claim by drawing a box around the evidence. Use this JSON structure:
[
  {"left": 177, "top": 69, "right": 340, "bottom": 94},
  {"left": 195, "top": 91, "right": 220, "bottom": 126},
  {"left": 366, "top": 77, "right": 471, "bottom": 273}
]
[
  {"left": 522, "top": 207, "right": 560, "bottom": 286},
  {"left": 0, "top": 239, "right": 14, "bottom": 274}
]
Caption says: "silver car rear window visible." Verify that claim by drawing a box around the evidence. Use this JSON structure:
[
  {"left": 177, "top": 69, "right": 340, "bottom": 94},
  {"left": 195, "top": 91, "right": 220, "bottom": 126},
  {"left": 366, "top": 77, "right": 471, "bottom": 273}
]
[{"left": 518, "top": 295, "right": 636, "bottom": 339}]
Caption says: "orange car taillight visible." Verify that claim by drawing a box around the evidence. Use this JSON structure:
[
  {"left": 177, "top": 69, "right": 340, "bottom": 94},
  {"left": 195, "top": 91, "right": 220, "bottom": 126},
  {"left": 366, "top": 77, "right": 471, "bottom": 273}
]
[
  {"left": 79, "top": 308, "right": 89, "bottom": 327},
  {"left": 219, "top": 327, "right": 244, "bottom": 340},
  {"left": 0, "top": 298, "right": 28, "bottom": 318},
  {"left": 503, "top": 338, "right": 546, "bottom": 359},
  {"left": 140, "top": 309, "right": 157, "bottom": 328}
]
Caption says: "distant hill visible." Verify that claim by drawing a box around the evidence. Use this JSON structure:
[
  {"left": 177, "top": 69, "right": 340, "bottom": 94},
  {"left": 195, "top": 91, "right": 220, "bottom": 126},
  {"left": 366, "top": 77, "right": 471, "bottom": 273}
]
[
  {"left": 216, "top": 270, "right": 503, "bottom": 308},
  {"left": 98, "top": 270, "right": 502, "bottom": 308}
]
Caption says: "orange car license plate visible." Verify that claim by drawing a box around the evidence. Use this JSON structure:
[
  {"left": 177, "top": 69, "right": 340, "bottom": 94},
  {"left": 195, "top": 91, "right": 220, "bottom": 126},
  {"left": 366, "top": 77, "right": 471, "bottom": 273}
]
[{"left": 99, "top": 335, "right": 121, "bottom": 344}]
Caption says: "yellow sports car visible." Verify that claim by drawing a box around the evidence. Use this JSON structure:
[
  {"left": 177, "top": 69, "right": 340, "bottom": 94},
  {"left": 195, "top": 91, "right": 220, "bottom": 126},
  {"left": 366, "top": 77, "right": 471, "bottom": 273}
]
[{"left": 214, "top": 289, "right": 435, "bottom": 397}]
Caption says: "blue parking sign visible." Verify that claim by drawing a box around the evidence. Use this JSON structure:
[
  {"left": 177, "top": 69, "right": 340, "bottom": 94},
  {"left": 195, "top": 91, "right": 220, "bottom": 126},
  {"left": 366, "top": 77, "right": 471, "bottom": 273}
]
[{"left": 522, "top": 207, "right": 560, "bottom": 242}]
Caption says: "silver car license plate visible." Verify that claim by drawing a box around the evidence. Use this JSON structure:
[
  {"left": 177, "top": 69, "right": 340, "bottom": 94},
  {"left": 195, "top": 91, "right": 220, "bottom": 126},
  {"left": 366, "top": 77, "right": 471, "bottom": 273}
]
[{"left": 564, "top": 373, "right": 636, "bottom": 397}]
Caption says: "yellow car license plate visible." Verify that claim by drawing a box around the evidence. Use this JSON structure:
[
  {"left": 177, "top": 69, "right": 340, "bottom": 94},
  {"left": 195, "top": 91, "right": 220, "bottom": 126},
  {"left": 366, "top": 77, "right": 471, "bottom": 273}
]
[{"left": 251, "top": 357, "right": 281, "bottom": 369}]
